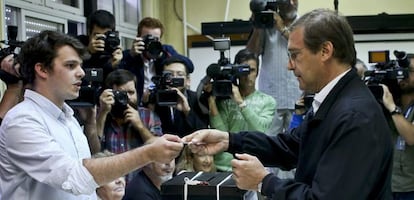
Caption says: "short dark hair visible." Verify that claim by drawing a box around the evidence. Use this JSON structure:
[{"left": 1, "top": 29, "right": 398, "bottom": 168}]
[
  {"left": 290, "top": 9, "right": 356, "bottom": 66},
  {"left": 87, "top": 10, "right": 115, "bottom": 36},
  {"left": 137, "top": 17, "right": 164, "bottom": 38},
  {"left": 104, "top": 69, "right": 137, "bottom": 89},
  {"left": 18, "top": 30, "right": 88, "bottom": 84},
  {"left": 234, "top": 48, "right": 260, "bottom": 74}
]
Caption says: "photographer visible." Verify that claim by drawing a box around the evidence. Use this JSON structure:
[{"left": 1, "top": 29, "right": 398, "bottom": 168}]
[
  {"left": 381, "top": 53, "right": 414, "bottom": 199},
  {"left": 247, "top": 0, "right": 301, "bottom": 135},
  {"left": 96, "top": 69, "right": 163, "bottom": 182},
  {"left": 151, "top": 54, "right": 209, "bottom": 138},
  {"left": 119, "top": 17, "right": 178, "bottom": 105},
  {"left": 207, "top": 48, "right": 276, "bottom": 172},
  {"left": 78, "top": 10, "right": 122, "bottom": 79}
]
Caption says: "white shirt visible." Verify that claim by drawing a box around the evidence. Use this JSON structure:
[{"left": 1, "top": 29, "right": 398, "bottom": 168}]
[
  {"left": 143, "top": 58, "right": 155, "bottom": 90},
  {"left": 0, "top": 89, "right": 98, "bottom": 200},
  {"left": 313, "top": 69, "right": 351, "bottom": 114}
]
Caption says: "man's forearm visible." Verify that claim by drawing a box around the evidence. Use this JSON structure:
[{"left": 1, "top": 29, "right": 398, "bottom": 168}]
[{"left": 83, "top": 144, "right": 153, "bottom": 185}]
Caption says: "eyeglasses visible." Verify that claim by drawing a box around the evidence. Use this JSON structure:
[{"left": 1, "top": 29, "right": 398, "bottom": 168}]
[{"left": 287, "top": 48, "right": 304, "bottom": 62}]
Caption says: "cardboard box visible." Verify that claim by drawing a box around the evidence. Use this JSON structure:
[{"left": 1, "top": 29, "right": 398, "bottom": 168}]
[{"left": 161, "top": 172, "right": 247, "bottom": 200}]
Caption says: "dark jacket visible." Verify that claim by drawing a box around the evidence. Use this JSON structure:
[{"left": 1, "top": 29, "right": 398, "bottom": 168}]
[
  {"left": 228, "top": 69, "right": 393, "bottom": 199},
  {"left": 123, "top": 170, "right": 161, "bottom": 200},
  {"left": 155, "top": 90, "right": 209, "bottom": 138},
  {"left": 119, "top": 44, "right": 178, "bottom": 103}
]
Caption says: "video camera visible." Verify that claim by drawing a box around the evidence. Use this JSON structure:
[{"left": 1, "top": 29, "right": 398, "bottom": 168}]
[
  {"left": 0, "top": 25, "right": 25, "bottom": 84},
  {"left": 149, "top": 71, "right": 185, "bottom": 106},
  {"left": 66, "top": 68, "right": 104, "bottom": 107},
  {"left": 206, "top": 38, "right": 250, "bottom": 97},
  {"left": 250, "top": 0, "right": 290, "bottom": 28},
  {"left": 111, "top": 90, "right": 129, "bottom": 118},
  {"left": 364, "top": 50, "right": 410, "bottom": 101},
  {"left": 96, "top": 30, "right": 120, "bottom": 55},
  {"left": 143, "top": 34, "right": 163, "bottom": 60}
]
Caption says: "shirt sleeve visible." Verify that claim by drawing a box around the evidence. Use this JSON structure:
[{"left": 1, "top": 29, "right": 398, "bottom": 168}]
[
  {"left": 241, "top": 95, "right": 276, "bottom": 132},
  {"left": 3, "top": 112, "right": 99, "bottom": 195}
]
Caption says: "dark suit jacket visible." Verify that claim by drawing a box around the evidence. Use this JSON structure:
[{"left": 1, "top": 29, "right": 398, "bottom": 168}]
[
  {"left": 228, "top": 69, "right": 393, "bottom": 199},
  {"left": 155, "top": 90, "right": 209, "bottom": 138}
]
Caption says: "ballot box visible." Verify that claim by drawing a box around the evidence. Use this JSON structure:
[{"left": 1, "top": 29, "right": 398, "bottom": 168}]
[{"left": 161, "top": 171, "right": 247, "bottom": 200}]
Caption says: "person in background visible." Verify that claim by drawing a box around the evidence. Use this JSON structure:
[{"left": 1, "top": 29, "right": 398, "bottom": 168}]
[
  {"left": 93, "top": 150, "right": 126, "bottom": 200},
  {"left": 184, "top": 9, "right": 393, "bottom": 199},
  {"left": 120, "top": 17, "right": 178, "bottom": 104},
  {"left": 96, "top": 69, "right": 162, "bottom": 182},
  {"left": 0, "top": 30, "right": 183, "bottom": 199},
  {"left": 247, "top": 0, "right": 301, "bottom": 135},
  {"left": 151, "top": 54, "right": 209, "bottom": 138},
  {"left": 207, "top": 48, "right": 276, "bottom": 172},
  {"left": 79, "top": 9, "right": 123, "bottom": 79},
  {"left": 175, "top": 145, "right": 216, "bottom": 174},
  {"left": 381, "top": 53, "right": 414, "bottom": 200},
  {"left": 123, "top": 160, "right": 175, "bottom": 200}
]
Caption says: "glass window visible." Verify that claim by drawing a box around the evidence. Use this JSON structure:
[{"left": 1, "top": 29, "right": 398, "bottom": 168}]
[{"left": 25, "top": 16, "right": 64, "bottom": 39}]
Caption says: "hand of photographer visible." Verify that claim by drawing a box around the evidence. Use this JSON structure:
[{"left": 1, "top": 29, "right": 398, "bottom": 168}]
[
  {"left": 124, "top": 104, "right": 143, "bottom": 129},
  {"left": 1, "top": 54, "right": 20, "bottom": 78},
  {"left": 380, "top": 84, "right": 396, "bottom": 112},
  {"left": 111, "top": 47, "right": 123, "bottom": 68},
  {"left": 130, "top": 37, "right": 145, "bottom": 57},
  {"left": 231, "top": 84, "right": 244, "bottom": 106},
  {"left": 99, "top": 89, "right": 114, "bottom": 115},
  {"left": 88, "top": 33, "right": 106, "bottom": 54},
  {"left": 171, "top": 88, "right": 191, "bottom": 116}
]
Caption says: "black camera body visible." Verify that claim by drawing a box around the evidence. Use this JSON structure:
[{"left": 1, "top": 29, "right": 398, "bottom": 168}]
[
  {"left": 0, "top": 26, "right": 25, "bottom": 84},
  {"left": 97, "top": 31, "right": 120, "bottom": 55},
  {"left": 111, "top": 90, "right": 129, "bottom": 118},
  {"left": 207, "top": 63, "right": 250, "bottom": 97},
  {"left": 250, "top": 0, "right": 290, "bottom": 28},
  {"left": 149, "top": 72, "right": 185, "bottom": 106},
  {"left": 143, "top": 34, "right": 163, "bottom": 59},
  {"left": 365, "top": 50, "right": 410, "bottom": 101},
  {"left": 66, "top": 68, "right": 104, "bottom": 107},
  {"left": 206, "top": 38, "right": 250, "bottom": 97}
]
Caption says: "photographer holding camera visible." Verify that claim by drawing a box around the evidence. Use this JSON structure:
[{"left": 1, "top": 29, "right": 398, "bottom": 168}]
[
  {"left": 120, "top": 17, "right": 178, "bottom": 105},
  {"left": 78, "top": 10, "right": 122, "bottom": 79},
  {"left": 247, "top": 0, "right": 301, "bottom": 135},
  {"left": 207, "top": 48, "right": 276, "bottom": 172},
  {"left": 150, "top": 54, "right": 208, "bottom": 138},
  {"left": 381, "top": 53, "right": 414, "bottom": 199},
  {"left": 96, "top": 69, "right": 163, "bottom": 182}
]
